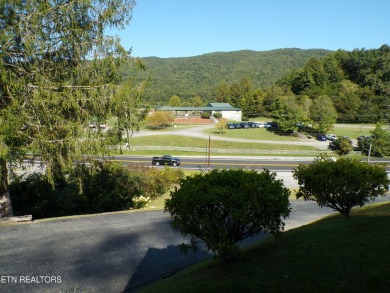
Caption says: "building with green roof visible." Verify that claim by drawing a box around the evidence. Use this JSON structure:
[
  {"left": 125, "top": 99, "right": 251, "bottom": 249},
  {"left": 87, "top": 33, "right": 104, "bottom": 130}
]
[{"left": 157, "top": 103, "right": 242, "bottom": 121}]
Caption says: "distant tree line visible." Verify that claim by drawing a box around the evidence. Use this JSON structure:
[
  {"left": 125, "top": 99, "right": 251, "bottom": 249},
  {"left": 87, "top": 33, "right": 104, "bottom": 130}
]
[{"left": 277, "top": 45, "right": 390, "bottom": 124}]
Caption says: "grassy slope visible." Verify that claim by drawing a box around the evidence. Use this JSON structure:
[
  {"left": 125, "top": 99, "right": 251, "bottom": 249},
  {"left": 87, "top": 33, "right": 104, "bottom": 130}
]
[
  {"left": 327, "top": 124, "right": 375, "bottom": 139},
  {"left": 116, "top": 123, "right": 384, "bottom": 157},
  {"left": 129, "top": 135, "right": 316, "bottom": 150},
  {"left": 141, "top": 202, "right": 390, "bottom": 293}
]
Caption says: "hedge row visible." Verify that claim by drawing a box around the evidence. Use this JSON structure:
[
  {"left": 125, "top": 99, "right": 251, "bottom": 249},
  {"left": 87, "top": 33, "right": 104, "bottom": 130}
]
[{"left": 10, "top": 162, "right": 184, "bottom": 219}]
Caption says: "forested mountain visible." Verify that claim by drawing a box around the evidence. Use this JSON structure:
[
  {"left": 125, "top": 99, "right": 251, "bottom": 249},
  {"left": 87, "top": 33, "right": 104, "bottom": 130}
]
[
  {"left": 122, "top": 48, "right": 331, "bottom": 104},
  {"left": 277, "top": 45, "right": 390, "bottom": 123},
  {"left": 123, "top": 46, "right": 389, "bottom": 124}
]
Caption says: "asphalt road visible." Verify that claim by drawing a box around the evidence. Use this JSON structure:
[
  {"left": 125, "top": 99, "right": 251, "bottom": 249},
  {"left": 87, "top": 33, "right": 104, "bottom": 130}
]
[
  {"left": 112, "top": 155, "right": 390, "bottom": 172},
  {"left": 115, "top": 155, "right": 311, "bottom": 171},
  {"left": 1, "top": 194, "right": 389, "bottom": 293}
]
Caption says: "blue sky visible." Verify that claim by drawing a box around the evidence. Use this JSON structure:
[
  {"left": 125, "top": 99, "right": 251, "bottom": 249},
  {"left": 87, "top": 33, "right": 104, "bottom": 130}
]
[{"left": 108, "top": 0, "right": 390, "bottom": 58}]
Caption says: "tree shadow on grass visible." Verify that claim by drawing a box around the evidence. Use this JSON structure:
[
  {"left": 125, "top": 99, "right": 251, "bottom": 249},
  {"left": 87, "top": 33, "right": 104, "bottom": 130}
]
[
  {"left": 123, "top": 231, "right": 271, "bottom": 292},
  {"left": 123, "top": 245, "right": 212, "bottom": 292}
]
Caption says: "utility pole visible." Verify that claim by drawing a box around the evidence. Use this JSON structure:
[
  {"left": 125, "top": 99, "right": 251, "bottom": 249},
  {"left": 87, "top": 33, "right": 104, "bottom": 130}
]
[
  {"left": 208, "top": 135, "right": 211, "bottom": 171},
  {"left": 367, "top": 141, "right": 372, "bottom": 163}
]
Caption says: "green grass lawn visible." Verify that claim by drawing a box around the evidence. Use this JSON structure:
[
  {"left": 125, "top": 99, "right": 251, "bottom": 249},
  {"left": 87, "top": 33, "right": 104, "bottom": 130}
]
[
  {"left": 326, "top": 124, "right": 375, "bottom": 139},
  {"left": 128, "top": 135, "right": 317, "bottom": 151},
  {"left": 148, "top": 124, "right": 202, "bottom": 131},
  {"left": 111, "top": 123, "right": 384, "bottom": 157},
  {"left": 201, "top": 123, "right": 376, "bottom": 142},
  {"left": 118, "top": 135, "right": 321, "bottom": 157},
  {"left": 140, "top": 202, "right": 390, "bottom": 293},
  {"left": 204, "top": 127, "right": 302, "bottom": 141}
]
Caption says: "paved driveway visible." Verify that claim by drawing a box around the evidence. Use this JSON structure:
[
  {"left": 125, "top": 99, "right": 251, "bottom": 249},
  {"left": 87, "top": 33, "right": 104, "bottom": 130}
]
[
  {"left": 0, "top": 211, "right": 208, "bottom": 293},
  {"left": 1, "top": 196, "right": 388, "bottom": 293},
  {"left": 2, "top": 125, "right": 386, "bottom": 292},
  {"left": 0, "top": 200, "right": 340, "bottom": 293}
]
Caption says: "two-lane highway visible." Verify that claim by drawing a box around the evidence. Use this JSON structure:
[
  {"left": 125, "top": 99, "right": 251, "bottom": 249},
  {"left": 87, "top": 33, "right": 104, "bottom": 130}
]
[
  {"left": 109, "top": 155, "right": 390, "bottom": 172},
  {"left": 109, "top": 155, "right": 308, "bottom": 171}
]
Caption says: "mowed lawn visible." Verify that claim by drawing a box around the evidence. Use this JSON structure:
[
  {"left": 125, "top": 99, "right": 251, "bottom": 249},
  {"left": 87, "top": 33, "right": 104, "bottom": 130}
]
[
  {"left": 204, "top": 127, "right": 303, "bottom": 141},
  {"left": 204, "top": 124, "right": 376, "bottom": 141},
  {"left": 141, "top": 202, "right": 390, "bottom": 293},
  {"left": 121, "top": 123, "right": 380, "bottom": 156},
  {"left": 328, "top": 123, "right": 376, "bottom": 139},
  {"left": 130, "top": 135, "right": 318, "bottom": 151}
]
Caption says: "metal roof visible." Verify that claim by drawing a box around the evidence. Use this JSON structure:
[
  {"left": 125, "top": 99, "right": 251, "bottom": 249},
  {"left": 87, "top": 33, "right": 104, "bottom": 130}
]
[
  {"left": 157, "top": 103, "right": 241, "bottom": 111},
  {"left": 207, "top": 103, "right": 234, "bottom": 108}
]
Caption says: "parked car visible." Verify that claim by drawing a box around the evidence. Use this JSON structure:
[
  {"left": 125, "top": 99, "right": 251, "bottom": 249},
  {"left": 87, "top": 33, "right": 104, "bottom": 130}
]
[
  {"left": 152, "top": 155, "right": 180, "bottom": 166},
  {"left": 233, "top": 123, "right": 242, "bottom": 129},
  {"left": 254, "top": 122, "right": 271, "bottom": 128},
  {"left": 266, "top": 121, "right": 278, "bottom": 128},
  {"left": 247, "top": 122, "right": 259, "bottom": 128},
  {"left": 240, "top": 122, "right": 250, "bottom": 129},
  {"left": 357, "top": 135, "right": 371, "bottom": 140},
  {"left": 326, "top": 134, "right": 337, "bottom": 141},
  {"left": 226, "top": 123, "right": 235, "bottom": 129},
  {"left": 316, "top": 134, "right": 327, "bottom": 141}
]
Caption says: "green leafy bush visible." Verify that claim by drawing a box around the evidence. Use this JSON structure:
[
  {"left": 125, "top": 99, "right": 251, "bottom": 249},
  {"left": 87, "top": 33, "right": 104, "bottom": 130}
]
[
  {"left": 10, "top": 173, "right": 85, "bottom": 219},
  {"left": 73, "top": 162, "right": 142, "bottom": 213},
  {"left": 10, "top": 162, "right": 183, "bottom": 219},
  {"left": 165, "top": 169, "right": 291, "bottom": 260},
  {"left": 293, "top": 155, "right": 389, "bottom": 217},
  {"left": 127, "top": 165, "right": 184, "bottom": 199},
  {"left": 132, "top": 196, "right": 151, "bottom": 209},
  {"left": 201, "top": 111, "right": 211, "bottom": 119},
  {"left": 328, "top": 137, "right": 353, "bottom": 156},
  {"left": 74, "top": 162, "right": 183, "bottom": 211},
  {"left": 358, "top": 124, "right": 390, "bottom": 157}
]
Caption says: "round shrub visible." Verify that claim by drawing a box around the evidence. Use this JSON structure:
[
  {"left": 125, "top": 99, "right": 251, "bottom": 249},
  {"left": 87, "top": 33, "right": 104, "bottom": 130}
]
[
  {"left": 201, "top": 111, "right": 211, "bottom": 119},
  {"left": 165, "top": 169, "right": 291, "bottom": 260},
  {"left": 293, "top": 155, "right": 389, "bottom": 217}
]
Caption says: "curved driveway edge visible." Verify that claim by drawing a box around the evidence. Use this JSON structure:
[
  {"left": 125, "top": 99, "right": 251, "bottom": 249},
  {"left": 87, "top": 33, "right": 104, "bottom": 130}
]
[
  {"left": 131, "top": 124, "right": 330, "bottom": 149},
  {"left": 1, "top": 198, "right": 388, "bottom": 293},
  {"left": 0, "top": 211, "right": 211, "bottom": 293}
]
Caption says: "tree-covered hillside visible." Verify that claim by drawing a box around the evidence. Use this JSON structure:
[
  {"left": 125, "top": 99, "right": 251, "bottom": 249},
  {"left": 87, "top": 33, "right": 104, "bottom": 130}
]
[
  {"left": 278, "top": 45, "right": 390, "bottom": 123},
  {"left": 122, "top": 48, "right": 331, "bottom": 104},
  {"left": 123, "top": 46, "right": 389, "bottom": 125}
]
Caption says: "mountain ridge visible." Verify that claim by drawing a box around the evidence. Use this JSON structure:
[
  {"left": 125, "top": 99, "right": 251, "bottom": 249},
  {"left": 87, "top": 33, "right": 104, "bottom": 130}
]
[{"left": 125, "top": 48, "right": 333, "bottom": 103}]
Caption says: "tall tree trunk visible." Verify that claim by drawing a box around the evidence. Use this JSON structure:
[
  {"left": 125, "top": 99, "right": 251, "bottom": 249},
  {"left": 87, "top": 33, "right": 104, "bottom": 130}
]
[
  {"left": 0, "top": 158, "right": 13, "bottom": 218},
  {"left": 126, "top": 129, "right": 131, "bottom": 150}
]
